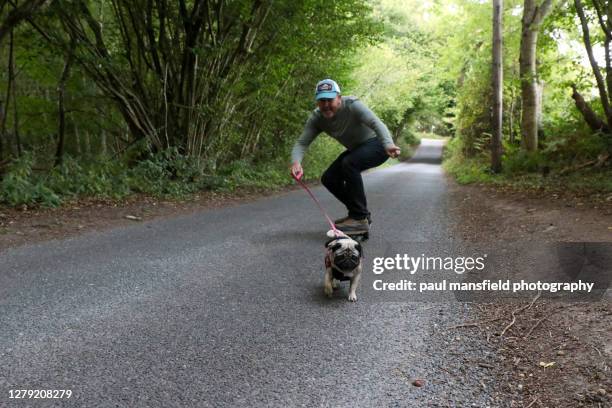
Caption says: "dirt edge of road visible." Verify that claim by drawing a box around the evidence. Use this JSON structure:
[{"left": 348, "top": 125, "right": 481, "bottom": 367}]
[{"left": 448, "top": 179, "right": 611, "bottom": 407}]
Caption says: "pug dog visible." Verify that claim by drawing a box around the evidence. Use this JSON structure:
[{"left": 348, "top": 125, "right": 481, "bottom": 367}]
[{"left": 324, "top": 230, "right": 363, "bottom": 302}]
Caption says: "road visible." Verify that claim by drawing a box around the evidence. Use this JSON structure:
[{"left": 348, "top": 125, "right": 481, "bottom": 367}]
[{"left": 0, "top": 140, "right": 499, "bottom": 407}]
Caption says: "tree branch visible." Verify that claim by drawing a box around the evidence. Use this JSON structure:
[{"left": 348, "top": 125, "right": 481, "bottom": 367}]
[
  {"left": 575, "top": 0, "right": 612, "bottom": 125},
  {"left": 0, "top": 0, "right": 48, "bottom": 44},
  {"left": 571, "top": 84, "right": 609, "bottom": 132}
]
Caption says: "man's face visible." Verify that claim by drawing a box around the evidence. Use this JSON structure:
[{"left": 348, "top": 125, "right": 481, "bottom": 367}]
[{"left": 317, "top": 95, "right": 342, "bottom": 119}]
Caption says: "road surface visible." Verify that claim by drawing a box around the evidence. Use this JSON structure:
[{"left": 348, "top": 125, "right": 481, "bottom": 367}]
[{"left": 0, "top": 140, "right": 499, "bottom": 407}]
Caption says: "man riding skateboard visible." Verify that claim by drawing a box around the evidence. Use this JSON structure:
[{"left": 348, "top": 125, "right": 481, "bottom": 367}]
[{"left": 291, "top": 79, "right": 401, "bottom": 235}]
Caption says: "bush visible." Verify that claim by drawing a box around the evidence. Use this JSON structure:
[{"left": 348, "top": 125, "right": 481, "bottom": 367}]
[
  {"left": 502, "top": 146, "right": 546, "bottom": 174},
  {"left": 127, "top": 148, "right": 211, "bottom": 196},
  {"left": 47, "top": 157, "right": 131, "bottom": 199},
  {"left": 443, "top": 137, "right": 495, "bottom": 184},
  {"left": 0, "top": 154, "right": 61, "bottom": 207}
]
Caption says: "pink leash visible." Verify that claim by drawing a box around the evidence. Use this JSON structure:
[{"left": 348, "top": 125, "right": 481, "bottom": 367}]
[{"left": 291, "top": 173, "right": 341, "bottom": 236}]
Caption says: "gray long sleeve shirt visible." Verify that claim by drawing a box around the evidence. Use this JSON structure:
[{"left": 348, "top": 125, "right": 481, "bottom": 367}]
[{"left": 291, "top": 96, "right": 395, "bottom": 163}]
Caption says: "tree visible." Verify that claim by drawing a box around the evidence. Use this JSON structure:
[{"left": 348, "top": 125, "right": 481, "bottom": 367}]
[
  {"left": 0, "top": 0, "right": 49, "bottom": 44},
  {"left": 520, "top": 0, "right": 554, "bottom": 152},
  {"left": 492, "top": 0, "right": 503, "bottom": 173},
  {"left": 55, "top": 39, "right": 75, "bottom": 166},
  {"left": 573, "top": 0, "right": 612, "bottom": 139}
]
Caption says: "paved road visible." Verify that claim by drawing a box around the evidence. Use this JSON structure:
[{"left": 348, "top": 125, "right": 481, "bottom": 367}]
[{"left": 0, "top": 140, "right": 499, "bottom": 407}]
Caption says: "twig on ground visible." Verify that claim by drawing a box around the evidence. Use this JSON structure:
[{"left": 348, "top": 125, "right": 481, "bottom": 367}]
[
  {"left": 500, "top": 291, "right": 542, "bottom": 338},
  {"left": 524, "top": 306, "right": 564, "bottom": 339},
  {"left": 447, "top": 315, "right": 505, "bottom": 329},
  {"left": 592, "top": 344, "right": 602, "bottom": 357},
  {"left": 525, "top": 396, "right": 538, "bottom": 408},
  {"left": 462, "top": 301, "right": 486, "bottom": 313}
]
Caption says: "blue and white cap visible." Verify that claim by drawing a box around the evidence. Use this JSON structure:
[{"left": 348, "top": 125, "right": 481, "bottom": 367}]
[{"left": 315, "top": 79, "right": 341, "bottom": 100}]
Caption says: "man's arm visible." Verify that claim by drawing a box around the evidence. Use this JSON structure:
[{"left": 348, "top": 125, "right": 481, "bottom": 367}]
[
  {"left": 291, "top": 114, "right": 321, "bottom": 167},
  {"left": 351, "top": 100, "right": 400, "bottom": 157}
]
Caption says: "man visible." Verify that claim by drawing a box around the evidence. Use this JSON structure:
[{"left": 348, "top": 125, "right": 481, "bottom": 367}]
[{"left": 291, "top": 79, "right": 400, "bottom": 234}]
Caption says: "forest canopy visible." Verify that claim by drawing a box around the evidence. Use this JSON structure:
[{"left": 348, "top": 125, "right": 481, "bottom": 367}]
[{"left": 0, "top": 0, "right": 610, "bottom": 207}]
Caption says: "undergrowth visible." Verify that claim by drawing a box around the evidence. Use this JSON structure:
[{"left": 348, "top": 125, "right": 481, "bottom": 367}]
[
  {"left": 0, "top": 137, "right": 348, "bottom": 208},
  {"left": 443, "top": 136, "right": 612, "bottom": 194}
]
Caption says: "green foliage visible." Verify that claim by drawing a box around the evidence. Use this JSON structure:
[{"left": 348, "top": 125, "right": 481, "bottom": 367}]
[
  {"left": 301, "top": 137, "right": 344, "bottom": 181},
  {"left": 0, "top": 0, "right": 382, "bottom": 206},
  {"left": 0, "top": 144, "right": 338, "bottom": 208},
  {"left": 46, "top": 157, "right": 130, "bottom": 199},
  {"left": 443, "top": 137, "right": 494, "bottom": 184},
  {"left": 127, "top": 148, "right": 209, "bottom": 196},
  {"left": 437, "top": 0, "right": 612, "bottom": 194},
  {"left": 0, "top": 154, "right": 61, "bottom": 207},
  {"left": 454, "top": 65, "right": 493, "bottom": 157},
  {"left": 502, "top": 148, "right": 546, "bottom": 174},
  {"left": 4, "top": 0, "right": 612, "bottom": 207},
  {"left": 351, "top": 0, "right": 453, "bottom": 142},
  {"left": 0, "top": 149, "right": 214, "bottom": 207}
]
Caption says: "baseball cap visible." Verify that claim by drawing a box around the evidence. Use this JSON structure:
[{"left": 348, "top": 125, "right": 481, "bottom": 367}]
[{"left": 315, "top": 79, "right": 341, "bottom": 100}]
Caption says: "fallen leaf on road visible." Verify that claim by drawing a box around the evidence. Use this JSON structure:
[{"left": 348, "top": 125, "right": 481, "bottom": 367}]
[{"left": 412, "top": 379, "right": 425, "bottom": 387}]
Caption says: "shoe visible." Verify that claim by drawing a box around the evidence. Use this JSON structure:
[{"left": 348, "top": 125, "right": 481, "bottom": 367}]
[
  {"left": 334, "top": 215, "right": 351, "bottom": 224},
  {"left": 334, "top": 214, "right": 372, "bottom": 225},
  {"left": 335, "top": 217, "right": 370, "bottom": 233}
]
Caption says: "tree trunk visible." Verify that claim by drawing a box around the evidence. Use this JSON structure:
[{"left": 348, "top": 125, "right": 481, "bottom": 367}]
[
  {"left": 571, "top": 85, "right": 608, "bottom": 131},
  {"left": 520, "top": 16, "right": 538, "bottom": 151},
  {"left": 100, "top": 129, "right": 107, "bottom": 155},
  {"left": 0, "top": 100, "right": 4, "bottom": 161},
  {"left": 8, "top": 29, "right": 21, "bottom": 156},
  {"left": 536, "top": 79, "right": 544, "bottom": 136},
  {"left": 520, "top": 0, "right": 554, "bottom": 152},
  {"left": 84, "top": 131, "right": 91, "bottom": 156},
  {"left": 509, "top": 77, "right": 516, "bottom": 144},
  {"left": 55, "top": 42, "right": 75, "bottom": 166},
  {"left": 75, "top": 123, "right": 81, "bottom": 155},
  {"left": 575, "top": 0, "right": 612, "bottom": 126},
  {"left": 491, "top": 0, "right": 503, "bottom": 173}
]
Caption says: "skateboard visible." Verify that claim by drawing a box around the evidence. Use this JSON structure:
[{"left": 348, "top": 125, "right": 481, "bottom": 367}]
[
  {"left": 341, "top": 230, "right": 369, "bottom": 242},
  {"left": 335, "top": 216, "right": 371, "bottom": 242}
]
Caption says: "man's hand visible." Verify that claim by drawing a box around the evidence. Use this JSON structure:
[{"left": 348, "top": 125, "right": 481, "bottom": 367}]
[
  {"left": 385, "top": 145, "right": 401, "bottom": 158},
  {"left": 291, "top": 162, "right": 303, "bottom": 180}
]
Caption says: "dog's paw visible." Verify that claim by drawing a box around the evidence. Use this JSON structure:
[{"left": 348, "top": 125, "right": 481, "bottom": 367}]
[
  {"left": 324, "top": 284, "right": 333, "bottom": 298},
  {"left": 348, "top": 293, "right": 357, "bottom": 302}
]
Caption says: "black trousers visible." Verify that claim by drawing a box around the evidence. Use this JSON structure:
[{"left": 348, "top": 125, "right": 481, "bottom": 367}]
[{"left": 321, "top": 138, "right": 389, "bottom": 220}]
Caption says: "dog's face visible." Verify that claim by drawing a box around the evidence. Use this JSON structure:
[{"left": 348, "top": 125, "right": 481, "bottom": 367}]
[{"left": 326, "top": 237, "right": 362, "bottom": 272}]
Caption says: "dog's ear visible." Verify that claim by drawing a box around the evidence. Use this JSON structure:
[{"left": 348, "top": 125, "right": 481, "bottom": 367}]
[
  {"left": 324, "top": 238, "right": 336, "bottom": 248},
  {"left": 356, "top": 242, "right": 363, "bottom": 257}
]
